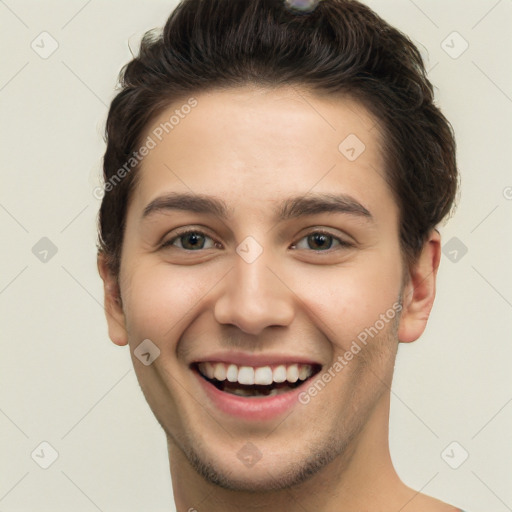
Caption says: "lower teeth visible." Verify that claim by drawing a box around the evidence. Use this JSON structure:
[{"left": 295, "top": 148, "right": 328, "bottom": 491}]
[
  {"left": 228, "top": 387, "right": 282, "bottom": 397},
  {"left": 217, "top": 380, "right": 299, "bottom": 397}
]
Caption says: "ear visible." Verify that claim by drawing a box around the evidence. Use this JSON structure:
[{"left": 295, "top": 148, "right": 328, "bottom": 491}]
[
  {"left": 97, "top": 252, "right": 128, "bottom": 346},
  {"left": 398, "top": 229, "right": 441, "bottom": 343}
]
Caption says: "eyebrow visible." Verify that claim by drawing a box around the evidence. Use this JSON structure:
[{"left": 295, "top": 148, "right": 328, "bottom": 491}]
[{"left": 142, "top": 192, "right": 373, "bottom": 222}]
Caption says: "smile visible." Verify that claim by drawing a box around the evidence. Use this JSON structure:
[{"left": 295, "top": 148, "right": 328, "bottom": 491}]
[
  {"left": 191, "top": 358, "right": 322, "bottom": 420},
  {"left": 196, "top": 361, "right": 319, "bottom": 397}
]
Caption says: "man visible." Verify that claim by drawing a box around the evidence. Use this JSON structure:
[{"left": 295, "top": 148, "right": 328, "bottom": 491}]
[{"left": 97, "top": 0, "right": 462, "bottom": 510}]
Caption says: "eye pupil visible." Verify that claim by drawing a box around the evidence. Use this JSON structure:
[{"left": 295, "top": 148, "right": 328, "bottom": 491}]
[
  {"left": 308, "top": 233, "right": 331, "bottom": 250},
  {"left": 183, "top": 232, "right": 204, "bottom": 250}
]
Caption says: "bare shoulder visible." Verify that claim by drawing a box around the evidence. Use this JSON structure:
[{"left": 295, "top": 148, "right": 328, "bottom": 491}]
[{"left": 397, "top": 489, "right": 462, "bottom": 512}]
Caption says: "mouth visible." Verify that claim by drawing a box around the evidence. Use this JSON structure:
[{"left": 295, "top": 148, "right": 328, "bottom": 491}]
[{"left": 192, "top": 361, "right": 322, "bottom": 398}]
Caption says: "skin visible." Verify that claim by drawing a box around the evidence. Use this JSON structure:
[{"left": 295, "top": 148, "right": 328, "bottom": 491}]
[{"left": 98, "top": 86, "right": 459, "bottom": 511}]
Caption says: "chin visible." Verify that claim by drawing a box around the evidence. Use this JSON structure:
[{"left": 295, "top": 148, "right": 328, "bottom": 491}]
[
  {"left": 191, "top": 462, "right": 307, "bottom": 492},
  {"left": 179, "top": 435, "right": 347, "bottom": 493}
]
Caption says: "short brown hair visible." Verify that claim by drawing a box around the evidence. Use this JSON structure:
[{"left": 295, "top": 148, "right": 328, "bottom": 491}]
[{"left": 98, "top": 0, "right": 458, "bottom": 277}]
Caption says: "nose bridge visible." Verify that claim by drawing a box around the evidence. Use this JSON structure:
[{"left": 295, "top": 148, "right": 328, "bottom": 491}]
[{"left": 213, "top": 244, "right": 294, "bottom": 334}]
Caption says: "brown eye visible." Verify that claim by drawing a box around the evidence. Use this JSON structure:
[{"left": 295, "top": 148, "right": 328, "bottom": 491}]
[
  {"left": 292, "top": 230, "right": 352, "bottom": 251},
  {"left": 306, "top": 233, "right": 333, "bottom": 250},
  {"left": 162, "top": 230, "right": 216, "bottom": 250}
]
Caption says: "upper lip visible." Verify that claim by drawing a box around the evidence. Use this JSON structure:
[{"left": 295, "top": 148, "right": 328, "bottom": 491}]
[{"left": 191, "top": 351, "right": 322, "bottom": 368}]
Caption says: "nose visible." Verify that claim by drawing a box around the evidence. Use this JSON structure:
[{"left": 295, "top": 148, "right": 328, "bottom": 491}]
[{"left": 213, "top": 250, "right": 295, "bottom": 335}]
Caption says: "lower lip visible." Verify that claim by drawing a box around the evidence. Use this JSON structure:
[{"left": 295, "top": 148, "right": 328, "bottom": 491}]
[{"left": 193, "top": 369, "right": 310, "bottom": 421}]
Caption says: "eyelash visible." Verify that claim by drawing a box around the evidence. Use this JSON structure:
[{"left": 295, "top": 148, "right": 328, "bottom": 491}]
[{"left": 161, "top": 228, "right": 353, "bottom": 252}]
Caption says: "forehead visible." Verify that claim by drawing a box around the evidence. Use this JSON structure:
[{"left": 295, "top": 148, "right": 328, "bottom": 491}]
[{"left": 129, "top": 86, "right": 394, "bottom": 222}]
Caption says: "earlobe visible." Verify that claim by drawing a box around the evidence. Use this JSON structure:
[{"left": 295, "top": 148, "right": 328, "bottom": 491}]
[
  {"left": 97, "top": 253, "right": 128, "bottom": 346},
  {"left": 398, "top": 229, "right": 441, "bottom": 343}
]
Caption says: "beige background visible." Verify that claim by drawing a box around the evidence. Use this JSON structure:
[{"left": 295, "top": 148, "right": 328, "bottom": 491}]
[{"left": 1, "top": 0, "right": 511, "bottom": 510}]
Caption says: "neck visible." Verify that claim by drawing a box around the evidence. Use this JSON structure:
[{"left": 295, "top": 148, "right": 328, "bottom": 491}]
[{"left": 168, "top": 393, "right": 413, "bottom": 512}]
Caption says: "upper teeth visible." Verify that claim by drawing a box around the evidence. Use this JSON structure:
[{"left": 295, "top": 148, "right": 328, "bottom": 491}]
[{"left": 198, "top": 362, "right": 314, "bottom": 385}]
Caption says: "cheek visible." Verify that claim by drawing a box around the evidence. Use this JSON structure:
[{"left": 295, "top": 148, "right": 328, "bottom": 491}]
[
  {"left": 121, "top": 262, "right": 212, "bottom": 343},
  {"left": 288, "top": 253, "right": 402, "bottom": 348}
]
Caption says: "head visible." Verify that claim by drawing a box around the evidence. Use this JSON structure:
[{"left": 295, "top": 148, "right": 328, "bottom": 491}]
[{"left": 97, "top": 0, "right": 457, "bottom": 493}]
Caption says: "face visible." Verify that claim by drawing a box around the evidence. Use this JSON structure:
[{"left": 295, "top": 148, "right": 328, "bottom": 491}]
[{"left": 100, "top": 86, "right": 435, "bottom": 492}]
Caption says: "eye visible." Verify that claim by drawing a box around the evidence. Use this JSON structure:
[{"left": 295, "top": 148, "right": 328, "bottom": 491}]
[
  {"left": 161, "top": 230, "right": 219, "bottom": 251},
  {"left": 291, "top": 230, "right": 353, "bottom": 251}
]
